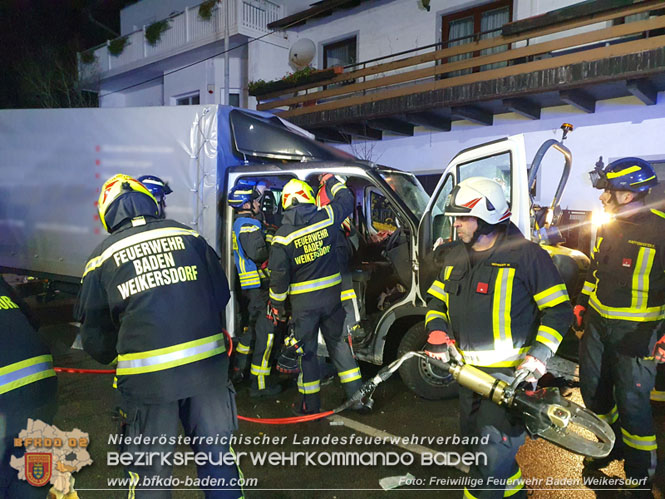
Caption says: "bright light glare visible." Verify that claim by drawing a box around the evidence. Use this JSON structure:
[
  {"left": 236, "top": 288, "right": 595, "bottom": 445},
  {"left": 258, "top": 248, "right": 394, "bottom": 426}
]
[{"left": 591, "top": 209, "right": 612, "bottom": 227}]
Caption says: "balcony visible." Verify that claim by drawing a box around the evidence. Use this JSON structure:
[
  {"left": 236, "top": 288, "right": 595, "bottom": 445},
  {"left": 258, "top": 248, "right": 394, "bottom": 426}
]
[
  {"left": 79, "top": 0, "right": 282, "bottom": 87},
  {"left": 254, "top": 0, "right": 665, "bottom": 142}
]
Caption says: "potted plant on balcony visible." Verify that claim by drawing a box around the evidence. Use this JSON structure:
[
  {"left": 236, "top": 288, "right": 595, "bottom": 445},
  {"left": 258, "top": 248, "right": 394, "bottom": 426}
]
[
  {"left": 108, "top": 36, "right": 129, "bottom": 57},
  {"left": 248, "top": 66, "right": 344, "bottom": 97},
  {"left": 198, "top": 0, "right": 218, "bottom": 21},
  {"left": 80, "top": 51, "right": 97, "bottom": 65},
  {"left": 145, "top": 20, "right": 171, "bottom": 47}
]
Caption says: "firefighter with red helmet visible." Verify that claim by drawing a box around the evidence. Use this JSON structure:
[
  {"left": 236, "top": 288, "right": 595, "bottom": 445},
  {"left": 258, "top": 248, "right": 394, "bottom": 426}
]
[
  {"left": 75, "top": 174, "right": 241, "bottom": 498},
  {"left": 0, "top": 276, "right": 57, "bottom": 499},
  {"left": 228, "top": 179, "right": 281, "bottom": 398},
  {"left": 575, "top": 157, "right": 664, "bottom": 491},
  {"left": 268, "top": 175, "right": 370, "bottom": 414},
  {"left": 424, "top": 177, "right": 572, "bottom": 498}
]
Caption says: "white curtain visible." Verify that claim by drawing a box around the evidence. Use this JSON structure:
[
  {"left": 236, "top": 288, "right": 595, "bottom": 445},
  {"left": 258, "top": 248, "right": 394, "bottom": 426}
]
[
  {"left": 448, "top": 16, "right": 474, "bottom": 76},
  {"left": 480, "top": 6, "right": 510, "bottom": 71}
]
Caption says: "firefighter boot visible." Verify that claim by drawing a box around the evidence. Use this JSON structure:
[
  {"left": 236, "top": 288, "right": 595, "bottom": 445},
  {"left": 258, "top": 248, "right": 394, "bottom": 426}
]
[{"left": 249, "top": 376, "right": 282, "bottom": 399}]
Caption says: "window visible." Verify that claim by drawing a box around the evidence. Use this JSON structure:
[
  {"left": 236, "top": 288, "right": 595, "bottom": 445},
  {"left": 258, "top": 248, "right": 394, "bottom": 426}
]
[
  {"left": 229, "top": 92, "right": 240, "bottom": 107},
  {"left": 323, "top": 36, "right": 357, "bottom": 69},
  {"left": 442, "top": 0, "right": 511, "bottom": 75},
  {"left": 175, "top": 93, "right": 200, "bottom": 106}
]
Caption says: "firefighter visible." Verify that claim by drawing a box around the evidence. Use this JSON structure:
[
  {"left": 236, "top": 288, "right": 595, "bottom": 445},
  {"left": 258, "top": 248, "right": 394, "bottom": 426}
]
[
  {"left": 424, "top": 177, "right": 573, "bottom": 499},
  {"left": 137, "top": 174, "right": 172, "bottom": 218},
  {"left": 228, "top": 179, "right": 281, "bottom": 398},
  {"left": 75, "top": 174, "right": 241, "bottom": 499},
  {"left": 315, "top": 183, "right": 364, "bottom": 342},
  {"left": 0, "top": 276, "right": 57, "bottom": 499},
  {"left": 575, "top": 157, "right": 664, "bottom": 491},
  {"left": 268, "top": 175, "right": 370, "bottom": 414}
]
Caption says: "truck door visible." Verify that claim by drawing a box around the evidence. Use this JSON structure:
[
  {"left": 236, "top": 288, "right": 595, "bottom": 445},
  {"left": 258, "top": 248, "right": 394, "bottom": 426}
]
[{"left": 417, "top": 135, "right": 528, "bottom": 296}]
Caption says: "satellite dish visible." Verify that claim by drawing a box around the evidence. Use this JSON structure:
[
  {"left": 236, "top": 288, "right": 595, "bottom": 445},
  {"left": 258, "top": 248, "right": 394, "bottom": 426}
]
[{"left": 289, "top": 38, "right": 316, "bottom": 69}]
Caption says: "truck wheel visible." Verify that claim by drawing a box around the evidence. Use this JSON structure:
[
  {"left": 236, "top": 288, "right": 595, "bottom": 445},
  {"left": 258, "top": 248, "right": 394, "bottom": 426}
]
[{"left": 397, "top": 322, "right": 458, "bottom": 400}]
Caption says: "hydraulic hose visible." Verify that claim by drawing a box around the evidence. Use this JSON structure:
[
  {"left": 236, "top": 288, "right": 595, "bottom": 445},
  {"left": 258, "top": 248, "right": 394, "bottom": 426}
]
[{"left": 54, "top": 367, "right": 116, "bottom": 374}]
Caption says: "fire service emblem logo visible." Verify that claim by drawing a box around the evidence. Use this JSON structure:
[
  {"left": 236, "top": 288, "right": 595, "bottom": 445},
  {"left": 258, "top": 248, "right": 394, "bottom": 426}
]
[{"left": 25, "top": 453, "right": 52, "bottom": 487}]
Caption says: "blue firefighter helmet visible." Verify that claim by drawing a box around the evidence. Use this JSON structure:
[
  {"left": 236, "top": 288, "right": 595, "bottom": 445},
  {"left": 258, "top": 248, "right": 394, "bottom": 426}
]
[
  {"left": 228, "top": 179, "right": 263, "bottom": 210},
  {"left": 589, "top": 157, "right": 658, "bottom": 193},
  {"left": 138, "top": 175, "right": 172, "bottom": 218}
]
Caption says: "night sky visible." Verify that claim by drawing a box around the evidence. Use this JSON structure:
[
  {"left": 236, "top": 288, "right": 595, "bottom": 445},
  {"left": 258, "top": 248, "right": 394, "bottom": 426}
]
[{"left": 0, "top": 0, "right": 135, "bottom": 108}]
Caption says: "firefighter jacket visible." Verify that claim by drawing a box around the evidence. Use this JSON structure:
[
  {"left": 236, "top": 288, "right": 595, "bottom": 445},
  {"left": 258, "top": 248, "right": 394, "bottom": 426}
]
[
  {"left": 426, "top": 223, "right": 573, "bottom": 367},
  {"left": 0, "top": 276, "right": 57, "bottom": 411},
  {"left": 232, "top": 214, "right": 270, "bottom": 289},
  {"left": 577, "top": 208, "right": 665, "bottom": 324},
  {"left": 269, "top": 176, "right": 353, "bottom": 311},
  {"left": 76, "top": 217, "right": 231, "bottom": 404}
]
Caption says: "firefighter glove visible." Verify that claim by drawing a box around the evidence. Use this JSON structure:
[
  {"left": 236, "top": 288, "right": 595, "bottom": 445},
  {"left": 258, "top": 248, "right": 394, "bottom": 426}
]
[
  {"left": 514, "top": 355, "right": 547, "bottom": 385},
  {"left": 424, "top": 330, "right": 455, "bottom": 364},
  {"left": 283, "top": 334, "right": 304, "bottom": 355},
  {"left": 653, "top": 333, "right": 665, "bottom": 363},
  {"left": 573, "top": 304, "right": 586, "bottom": 329},
  {"left": 266, "top": 301, "right": 287, "bottom": 326}
]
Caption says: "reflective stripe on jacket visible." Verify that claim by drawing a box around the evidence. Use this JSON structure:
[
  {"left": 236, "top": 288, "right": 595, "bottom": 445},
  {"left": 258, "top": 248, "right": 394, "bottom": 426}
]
[
  {"left": 269, "top": 177, "right": 353, "bottom": 310},
  {"left": 578, "top": 209, "right": 665, "bottom": 322},
  {"left": 426, "top": 223, "right": 573, "bottom": 367}
]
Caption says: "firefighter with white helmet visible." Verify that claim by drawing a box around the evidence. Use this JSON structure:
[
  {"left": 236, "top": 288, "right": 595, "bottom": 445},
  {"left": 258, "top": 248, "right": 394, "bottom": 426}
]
[
  {"left": 576, "top": 157, "right": 664, "bottom": 491},
  {"left": 268, "top": 175, "right": 370, "bottom": 414},
  {"left": 424, "top": 177, "right": 572, "bottom": 498},
  {"left": 76, "top": 174, "right": 241, "bottom": 498}
]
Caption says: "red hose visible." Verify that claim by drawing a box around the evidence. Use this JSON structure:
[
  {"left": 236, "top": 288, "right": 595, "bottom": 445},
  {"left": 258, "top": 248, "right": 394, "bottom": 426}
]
[
  {"left": 54, "top": 367, "right": 116, "bottom": 374},
  {"left": 222, "top": 329, "right": 233, "bottom": 357},
  {"left": 238, "top": 410, "right": 334, "bottom": 424}
]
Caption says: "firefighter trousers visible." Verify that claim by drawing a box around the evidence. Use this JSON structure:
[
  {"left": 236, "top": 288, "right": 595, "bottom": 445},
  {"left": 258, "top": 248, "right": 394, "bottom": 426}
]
[
  {"left": 116, "top": 383, "right": 241, "bottom": 498},
  {"left": 340, "top": 270, "right": 360, "bottom": 335},
  {"left": 235, "top": 287, "right": 276, "bottom": 382},
  {"left": 0, "top": 401, "right": 57, "bottom": 499},
  {"left": 580, "top": 310, "right": 658, "bottom": 482},
  {"left": 293, "top": 298, "right": 362, "bottom": 412},
  {"left": 457, "top": 368, "right": 527, "bottom": 499}
]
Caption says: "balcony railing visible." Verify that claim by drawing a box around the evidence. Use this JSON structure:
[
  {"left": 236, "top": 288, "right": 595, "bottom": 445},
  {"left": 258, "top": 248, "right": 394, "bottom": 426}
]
[
  {"left": 79, "top": 0, "right": 281, "bottom": 81},
  {"left": 253, "top": 0, "right": 665, "bottom": 121}
]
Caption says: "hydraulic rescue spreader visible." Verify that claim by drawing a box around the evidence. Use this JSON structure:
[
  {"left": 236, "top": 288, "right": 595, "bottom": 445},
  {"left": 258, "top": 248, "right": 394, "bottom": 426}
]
[{"left": 339, "top": 349, "right": 615, "bottom": 459}]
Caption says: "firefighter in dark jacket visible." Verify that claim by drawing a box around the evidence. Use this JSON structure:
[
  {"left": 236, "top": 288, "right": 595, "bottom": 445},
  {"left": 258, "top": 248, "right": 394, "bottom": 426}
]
[
  {"left": 315, "top": 186, "right": 363, "bottom": 342},
  {"left": 268, "top": 175, "right": 369, "bottom": 414},
  {"left": 229, "top": 179, "right": 281, "bottom": 398},
  {"left": 424, "top": 177, "right": 573, "bottom": 499},
  {"left": 0, "top": 276, "right": 57, "bottom": 499},
  {"left": 75, "top": 174, "right": 241, "bottom": 499},
  {"left": 575, "top": 157, "right": 664, "bottom": 490}
]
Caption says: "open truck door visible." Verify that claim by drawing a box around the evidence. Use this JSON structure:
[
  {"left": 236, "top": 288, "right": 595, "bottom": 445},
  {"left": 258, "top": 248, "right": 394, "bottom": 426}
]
[{"left": 417, "top": 135, "right": 529, "bottom": 298}]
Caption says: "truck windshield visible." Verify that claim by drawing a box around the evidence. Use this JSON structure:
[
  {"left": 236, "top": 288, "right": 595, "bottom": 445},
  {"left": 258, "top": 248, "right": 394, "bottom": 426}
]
[{"left": 380, "top": 171, "right": 429, "bottom": 219}]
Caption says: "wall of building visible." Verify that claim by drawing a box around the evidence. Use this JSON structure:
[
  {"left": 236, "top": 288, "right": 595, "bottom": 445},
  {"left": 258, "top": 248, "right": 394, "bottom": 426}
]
[
  {"left": 335, "top": 95, "right": 665, "bottom": 213},
  {"left": 100, "top": 81, "right": 164, "bottom": 107}
]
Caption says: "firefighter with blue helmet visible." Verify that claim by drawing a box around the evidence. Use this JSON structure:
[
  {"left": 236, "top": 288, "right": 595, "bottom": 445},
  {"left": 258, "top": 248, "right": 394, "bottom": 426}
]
[
  {"left": 576, "top": 157, "right": 664, "bottom": 491},
  {"left": 424, "top": 177, "right": 573, "bottom": 498},
  {"left": 137, "top": 175, "right": 172, "bottom": 218},
  {"left": 229, "top": 179, "right": 282, "bottom": 398},
  {"left": 0, "top": 276, "right": 57, "bottom": 499},
  {"left": 76, "top": 174, "right": 241, "bottom": 498},
  {"left": 268, "top": 175, "right": 370, "bottom": 414}
]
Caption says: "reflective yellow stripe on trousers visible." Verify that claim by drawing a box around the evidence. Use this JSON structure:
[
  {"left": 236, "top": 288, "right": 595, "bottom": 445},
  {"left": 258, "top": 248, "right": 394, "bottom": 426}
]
[{"left": 116, "top": 333, "right": 225, "bottom": 375}]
